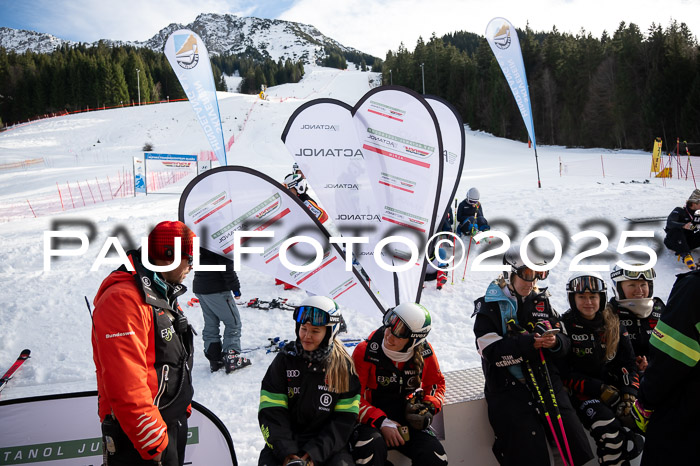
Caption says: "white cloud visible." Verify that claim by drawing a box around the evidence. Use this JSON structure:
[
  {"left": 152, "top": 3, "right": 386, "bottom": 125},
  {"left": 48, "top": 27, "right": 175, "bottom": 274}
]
[{"left": 278, "top": 0, "right": 700, "bottom": 58}]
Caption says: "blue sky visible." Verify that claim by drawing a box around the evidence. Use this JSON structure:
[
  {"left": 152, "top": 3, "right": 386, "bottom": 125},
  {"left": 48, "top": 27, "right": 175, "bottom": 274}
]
[{"left": 1, "top": 0, "right": 698, "bottom": 58}]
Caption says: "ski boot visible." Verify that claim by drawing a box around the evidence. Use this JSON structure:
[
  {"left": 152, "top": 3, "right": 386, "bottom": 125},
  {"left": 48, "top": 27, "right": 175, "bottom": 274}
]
[
  {"left": 224, "top": 350, "right": 252, "bottom": 373},
  {"left": 622, "top": 427, "right": 645, "bottom": 462},
  {"left": 436, "top": 270, "right": 448, "bottom": 290},
  {"left": 205, "top": 342, "right": 225, "bottom": 373},
  {"left": 680, "top": 253, "right": 697, "bottom": 271}
]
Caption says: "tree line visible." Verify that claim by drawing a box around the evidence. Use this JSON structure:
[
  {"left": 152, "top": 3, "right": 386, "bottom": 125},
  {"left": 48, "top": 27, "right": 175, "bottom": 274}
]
[
  {"left": 210, "top": 54, "right": 305, "bottom": 94},
  {"left": 382, "top": 21, "right": 700, "bottom": 150},
  {"left": 0, "top": 43, "right": 306, "bottom": 125}
]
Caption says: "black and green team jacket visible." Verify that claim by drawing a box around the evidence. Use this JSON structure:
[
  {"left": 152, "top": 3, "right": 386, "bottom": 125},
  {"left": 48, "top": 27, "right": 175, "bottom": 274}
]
[
  {"left": 641, "top": 270, "right": 700, "bottom": 406},
  {"left": 638, "top": 270, "right": 700, "bottom": 462},
  {"left": 258, "top": 342, "right": 360, "bottom": 464}
]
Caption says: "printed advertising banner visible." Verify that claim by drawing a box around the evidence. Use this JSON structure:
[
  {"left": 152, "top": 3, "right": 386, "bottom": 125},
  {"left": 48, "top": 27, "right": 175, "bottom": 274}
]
[
  {"left": 352, "top": 86, "right": 444, "bottom": 305},
  {"left": 179, "top": 166, "right": 384, "bottom": 316},
  {"left": 0, "top": 392, "right": 236, "bottom": 466},
  {"left": 281, "top": 99, "right": 393, "bottom": 305},
  {"left": 485, "top": 17, "right": 537, "bottom": 151},
  {"left": 145, "top": 153, "right": 198, "bottom": 171},
  {"left": 164, "top": 29, "right": 227, "bottom": 167},
  {"left": 424, "top": 95, "right": 466, "bottom": 231},
  {"left": 133, "top": 156, "right": 145, "bottom": 194}
]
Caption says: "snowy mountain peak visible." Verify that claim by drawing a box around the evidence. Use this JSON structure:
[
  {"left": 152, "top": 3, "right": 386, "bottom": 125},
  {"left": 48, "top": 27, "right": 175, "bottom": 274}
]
[{"left": 0, "top": 14, "right": 373, "bottom": 64}]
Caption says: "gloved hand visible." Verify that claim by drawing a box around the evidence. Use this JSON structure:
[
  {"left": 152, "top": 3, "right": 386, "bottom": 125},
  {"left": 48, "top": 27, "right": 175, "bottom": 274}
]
[
  {"left": 616, "top": 393, "right": 636, "bottom": 417},
  {"left": 616, "top": 393, "right": 637, "bottom": 429},
  {"left": 533, "top": 320, "right": 553, "bottom": 336},
  {"left": 233, "top": 290, "right": 241, "bottom": 298},
  {"left": 404, "top": 396, "right": 435, "bottom": 430},
  {"left": 600, "top": 385, "right": 621, "bottom": 408},
  {"left": 631, "top": 399, "right": 653, "bottom": 433}
]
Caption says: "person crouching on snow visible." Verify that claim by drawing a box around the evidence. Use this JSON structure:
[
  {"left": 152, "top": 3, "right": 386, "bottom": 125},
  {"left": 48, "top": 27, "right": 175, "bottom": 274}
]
[
  {"left": 350, "top": 302, "right": 448, "bottom": 466},
  {"left": 457, "top": 187, "right": 489, "bottom": 236},
  {"left": 473, "top": 244, "right": 593, "bottom": 465},
  {"left": 663, "top": 188, "right": 700, "bottom": 270},
  {"left": 257, "top": 296, "right": 359, "bottom": 466}
]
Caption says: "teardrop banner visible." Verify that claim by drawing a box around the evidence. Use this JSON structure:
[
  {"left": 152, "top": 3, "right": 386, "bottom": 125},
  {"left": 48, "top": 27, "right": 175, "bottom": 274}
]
[
  {"left": 281, "top": 99, "right": 393, "bottom": 307},
  {"left": 165, "top": 29, "right": 227, "bottom": 167},
  {"left": 485, "top": 17, "right": 542, "bottom": 187},
  {"left": 352, "top": 86, "right": 444, "bottom": 305},
  {"left": 178, "top": 166, "right": 384, "bottom": 317},
  {"left": 424, "top": 95, "right": 466, "bottom": 233}
]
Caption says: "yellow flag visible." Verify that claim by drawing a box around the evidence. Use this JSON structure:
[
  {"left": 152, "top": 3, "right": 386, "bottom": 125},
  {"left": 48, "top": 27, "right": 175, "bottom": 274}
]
[{"left": 651, "top": 137, "right": 662, "bottom": 172}]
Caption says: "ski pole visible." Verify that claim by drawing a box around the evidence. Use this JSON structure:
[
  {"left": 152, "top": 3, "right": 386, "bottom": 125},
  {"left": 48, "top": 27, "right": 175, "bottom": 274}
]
[
  {"left": 451, "top": 198, "right": 457, "bottom": 285},
  {"left": 538, "top": 348, "right": 574, "bottom": 466},
  {"left": 525, "top": 362, "right": 569, "bottom": 466},
  {"left": 461, "top": 236, "right": 474, "bottom": 281}
]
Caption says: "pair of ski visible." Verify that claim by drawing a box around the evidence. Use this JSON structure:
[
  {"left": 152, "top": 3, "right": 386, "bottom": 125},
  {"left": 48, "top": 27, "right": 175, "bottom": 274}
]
[
  {"left": 246, "top": 297, "right": 295, "bottom": 311},
  {"left": 0, "top": 349, "right": 31, "bottom": 397},
  {"left": 241, "top": 337, "right": 362, "bottom": 354}
]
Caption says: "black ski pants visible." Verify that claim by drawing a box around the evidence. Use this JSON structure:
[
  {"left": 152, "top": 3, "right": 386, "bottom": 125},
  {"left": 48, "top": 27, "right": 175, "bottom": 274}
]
[
  {"left": 664, "top": 227, "right": 700, "bottom": 256},
  {"left": 350, "top": 423, "right": 447, "bottom": 466},
  {"left": 573, "top": 398, "right": 631, "bottom": 466},
  {"left": 102, "top": 413, "right": 188, "bottom": 466},
  {"left": 486, "top": 382, "right": 593, "bottom": 466}
]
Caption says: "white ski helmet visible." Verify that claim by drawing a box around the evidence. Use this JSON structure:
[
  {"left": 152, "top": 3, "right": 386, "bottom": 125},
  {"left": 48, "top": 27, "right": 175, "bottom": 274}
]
[
  {"left": 293, "top": 296, "right": 346, "bottom": 344},
  {"left": 566, "top": 271, "right": 607, "bottom": 313},
  {"left": 610, "top": 264, "right": 655, "bottom": 318},
  {"left": 284, "top": 173, "right": 307, "bottom": 194},
  {"left": 466, "top": 187, "right": 480, "bottom": 204},
  {"left": 502, "top": 244, "right": 549, "bottom": 283},
  {"left": 383, "top": 302, "right": 432, "bottom": 351}
]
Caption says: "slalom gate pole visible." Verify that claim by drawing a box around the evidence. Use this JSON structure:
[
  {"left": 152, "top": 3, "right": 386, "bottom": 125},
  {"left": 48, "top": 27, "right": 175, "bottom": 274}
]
[
  {"left": 539, "top": 349, "right": 574, "bottom": 466},
  {"left": 461, "top": 236, "right": 473, "bottom": 281},
  {"left": 534, "top": 147, "right": 542, "bottom": 188},
  {"left": 525, "top": 362, "right": 569, "bottom": 466},
  {"left": 683, "top": 142, "right": 698, "bottom": 188}
]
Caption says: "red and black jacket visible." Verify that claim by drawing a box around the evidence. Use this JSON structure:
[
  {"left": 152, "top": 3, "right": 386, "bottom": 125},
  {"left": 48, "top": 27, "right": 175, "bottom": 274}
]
[
  {"left": 352, "top": 328, "right": 445, "bottom": 428},
  {"left": 92, "top": 250, "right": 194, "bottom": 460}
]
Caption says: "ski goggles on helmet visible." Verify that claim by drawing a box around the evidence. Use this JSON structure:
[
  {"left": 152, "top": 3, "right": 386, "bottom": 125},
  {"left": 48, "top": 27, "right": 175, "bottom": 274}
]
[
  {"left": 567, "top": 276, "right": 606, "bottom": 293},
  {"left": 293, "top": 305, "right": 341, "bottom": 327},
  {"left": 383, "top": 309, "right": 429, "bottom": 340},
  {"left": 513, "top": 266, "right": 549, "bottom": 282},
  {"left": 611, "top": 268, "right": 655, "bottom": 281}
]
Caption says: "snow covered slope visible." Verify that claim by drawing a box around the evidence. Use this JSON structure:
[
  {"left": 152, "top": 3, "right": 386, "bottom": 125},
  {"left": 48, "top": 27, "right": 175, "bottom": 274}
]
[{"left": 0, "top": 66, "right": 693, "bottom": 465}]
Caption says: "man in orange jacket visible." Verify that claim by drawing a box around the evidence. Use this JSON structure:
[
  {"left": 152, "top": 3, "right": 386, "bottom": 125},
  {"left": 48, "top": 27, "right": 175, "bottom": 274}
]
[{"left": 92, "top": 221, "right": 195, "bottom": 466}]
